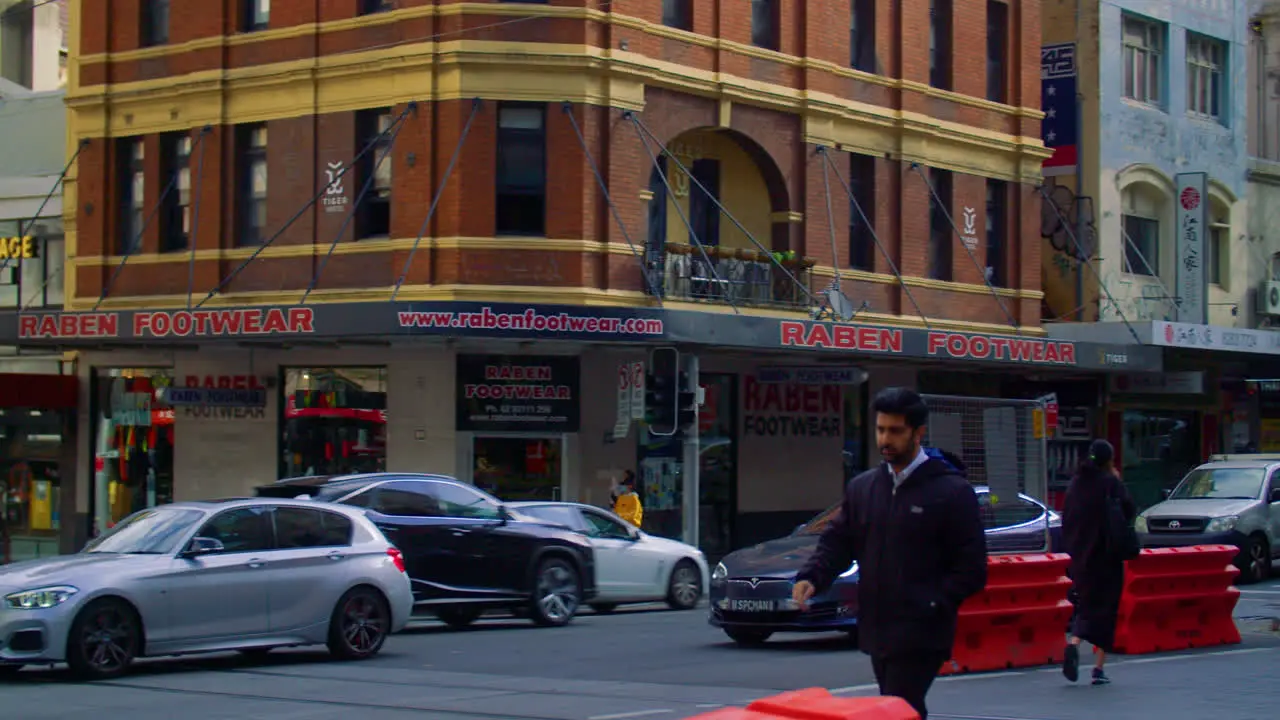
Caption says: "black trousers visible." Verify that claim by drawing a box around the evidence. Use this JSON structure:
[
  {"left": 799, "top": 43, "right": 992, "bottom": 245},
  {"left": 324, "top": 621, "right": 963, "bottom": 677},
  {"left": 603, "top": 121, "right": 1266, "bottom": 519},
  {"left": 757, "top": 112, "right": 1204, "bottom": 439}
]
[{"left": 870, "top": 653, "right": 948, "bottom": 719}]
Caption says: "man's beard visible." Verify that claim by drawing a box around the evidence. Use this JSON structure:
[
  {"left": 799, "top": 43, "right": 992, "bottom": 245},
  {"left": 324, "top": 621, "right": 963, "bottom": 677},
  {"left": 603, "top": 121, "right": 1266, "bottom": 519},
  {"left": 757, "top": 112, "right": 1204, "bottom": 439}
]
[{"left": 881, "top": 441, "right": 918, "bottom": 467}]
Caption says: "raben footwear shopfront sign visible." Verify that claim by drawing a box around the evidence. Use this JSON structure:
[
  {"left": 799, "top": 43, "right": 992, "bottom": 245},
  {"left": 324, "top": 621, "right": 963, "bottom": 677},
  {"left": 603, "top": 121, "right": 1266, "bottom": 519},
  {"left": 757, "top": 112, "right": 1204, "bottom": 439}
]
[{"left": 0, "top": 301, "right": 1161, "bottom": 372}]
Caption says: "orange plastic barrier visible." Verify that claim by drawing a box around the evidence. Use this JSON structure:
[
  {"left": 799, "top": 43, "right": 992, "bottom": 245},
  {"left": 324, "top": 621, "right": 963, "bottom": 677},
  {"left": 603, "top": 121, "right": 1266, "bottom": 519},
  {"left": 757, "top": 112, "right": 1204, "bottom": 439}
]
[
  {"left": 1111, "top": 545, "right": 1242, "bottom": 654},
  {"left": 940, "top": 553, "right": 1074, "bottom": 675},
  {"left": 684, "top": 689, "right": 918, "bottom": 720}
]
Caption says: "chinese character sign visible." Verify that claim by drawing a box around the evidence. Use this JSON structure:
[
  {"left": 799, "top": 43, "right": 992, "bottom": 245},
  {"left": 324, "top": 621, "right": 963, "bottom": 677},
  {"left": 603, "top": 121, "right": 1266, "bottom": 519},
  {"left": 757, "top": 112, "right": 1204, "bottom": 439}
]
[{"left": 1174, "top": 172, "right": 1208, "bottom": 324}]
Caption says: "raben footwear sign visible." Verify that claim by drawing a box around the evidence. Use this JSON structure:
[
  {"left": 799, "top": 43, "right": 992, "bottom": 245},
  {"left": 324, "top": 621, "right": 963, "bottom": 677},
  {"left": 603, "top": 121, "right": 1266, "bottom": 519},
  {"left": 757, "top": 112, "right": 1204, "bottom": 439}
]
[{"left": 1174, "top": 172, "right": 1209, "bottom": 325}]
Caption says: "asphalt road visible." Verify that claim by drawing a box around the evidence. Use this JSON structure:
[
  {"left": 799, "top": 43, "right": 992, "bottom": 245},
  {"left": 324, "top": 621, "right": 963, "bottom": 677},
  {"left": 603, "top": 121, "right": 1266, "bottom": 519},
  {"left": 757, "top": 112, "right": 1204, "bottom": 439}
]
[{"left": 2, "top": 580, "right": 1279, "bottom": 720}]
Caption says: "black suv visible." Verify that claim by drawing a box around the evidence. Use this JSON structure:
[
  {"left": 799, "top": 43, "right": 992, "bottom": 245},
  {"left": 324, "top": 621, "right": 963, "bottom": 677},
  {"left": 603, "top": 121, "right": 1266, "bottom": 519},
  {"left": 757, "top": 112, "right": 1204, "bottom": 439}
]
[{"left": 256, "top": 473, "right": 596, "bottom": 627}]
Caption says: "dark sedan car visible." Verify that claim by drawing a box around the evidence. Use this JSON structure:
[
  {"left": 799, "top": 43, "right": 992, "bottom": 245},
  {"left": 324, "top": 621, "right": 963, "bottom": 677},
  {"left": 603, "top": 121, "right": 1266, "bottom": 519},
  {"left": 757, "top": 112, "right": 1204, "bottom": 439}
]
[
  {"left": 256, "top": 473, "right": 596, "bottom": 628},
  {"left": 709, "top": 486, "right": 1062, "bottom": 645}
]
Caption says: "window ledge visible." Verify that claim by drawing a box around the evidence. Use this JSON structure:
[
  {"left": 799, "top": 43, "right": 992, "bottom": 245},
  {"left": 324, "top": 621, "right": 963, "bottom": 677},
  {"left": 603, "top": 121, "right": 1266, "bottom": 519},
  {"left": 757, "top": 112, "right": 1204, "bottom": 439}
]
[{"left": 1119, "top": 97, "right": 1166, "bottom": 114}]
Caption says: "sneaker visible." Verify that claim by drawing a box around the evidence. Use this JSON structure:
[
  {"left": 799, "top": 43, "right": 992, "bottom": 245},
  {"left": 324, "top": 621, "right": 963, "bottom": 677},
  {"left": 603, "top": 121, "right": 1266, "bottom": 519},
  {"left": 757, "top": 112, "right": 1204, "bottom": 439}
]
[
  {"left": 1091, "top": 668, "right": 1111, "bottom": 685},
  {"left": 1062, "top": 644, "right": 1079, "bottom": 682}
]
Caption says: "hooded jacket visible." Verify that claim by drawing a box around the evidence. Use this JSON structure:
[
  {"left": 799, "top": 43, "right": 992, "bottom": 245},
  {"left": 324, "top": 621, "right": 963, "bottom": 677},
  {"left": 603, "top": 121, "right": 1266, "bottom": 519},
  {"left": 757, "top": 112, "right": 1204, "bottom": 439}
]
[{"left": 796, "top": 448, "right": 988, "bottom": 658}]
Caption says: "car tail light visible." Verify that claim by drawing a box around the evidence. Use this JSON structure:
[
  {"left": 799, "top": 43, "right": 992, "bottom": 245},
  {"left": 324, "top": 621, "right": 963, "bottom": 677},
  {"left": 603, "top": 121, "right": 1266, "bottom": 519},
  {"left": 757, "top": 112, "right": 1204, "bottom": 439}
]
[{"left": 387, "top": 547, "right": 406, "bottom": 573}]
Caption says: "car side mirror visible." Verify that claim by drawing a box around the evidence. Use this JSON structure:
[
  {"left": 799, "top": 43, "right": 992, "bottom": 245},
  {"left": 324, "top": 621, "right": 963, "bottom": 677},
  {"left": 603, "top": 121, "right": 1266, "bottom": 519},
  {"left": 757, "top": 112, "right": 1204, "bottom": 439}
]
[
  {"left": 181, "top": 536, "right": 224, "bottom": 558},
  {"left": 497, "top": 505, "right": 512, "bottom": 524},
  {"left": 1161, "top": 488, "right": 1172, "bottom": 500}
]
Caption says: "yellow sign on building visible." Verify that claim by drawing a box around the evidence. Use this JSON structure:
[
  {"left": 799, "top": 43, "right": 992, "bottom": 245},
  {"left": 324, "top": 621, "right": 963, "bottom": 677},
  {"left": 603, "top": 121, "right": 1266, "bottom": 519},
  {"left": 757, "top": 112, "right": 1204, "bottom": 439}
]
[{"left": 0, "top": 236, "right": 38, "bottom": 261}]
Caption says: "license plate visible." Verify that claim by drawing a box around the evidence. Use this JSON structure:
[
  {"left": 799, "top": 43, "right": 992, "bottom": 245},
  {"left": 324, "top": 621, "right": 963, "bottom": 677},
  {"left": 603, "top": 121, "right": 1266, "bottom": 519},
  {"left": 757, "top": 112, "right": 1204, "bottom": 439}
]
[{"left": 728, "top": 598, "right": 788, "bottom": 612}]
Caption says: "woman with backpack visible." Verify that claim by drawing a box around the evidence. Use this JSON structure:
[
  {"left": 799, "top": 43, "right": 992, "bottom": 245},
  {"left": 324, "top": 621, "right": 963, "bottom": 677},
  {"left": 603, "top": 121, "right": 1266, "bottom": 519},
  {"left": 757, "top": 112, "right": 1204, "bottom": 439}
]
[{"left": 1061, "top": 438, "right": 1139, "bottom": 685}]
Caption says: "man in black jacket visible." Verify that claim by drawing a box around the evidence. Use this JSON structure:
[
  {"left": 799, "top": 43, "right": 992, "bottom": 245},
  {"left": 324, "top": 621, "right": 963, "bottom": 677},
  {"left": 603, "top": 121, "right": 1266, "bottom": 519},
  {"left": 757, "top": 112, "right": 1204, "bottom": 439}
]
[{"left": 792, "top": 387, "right": 988, "bottom": 719}]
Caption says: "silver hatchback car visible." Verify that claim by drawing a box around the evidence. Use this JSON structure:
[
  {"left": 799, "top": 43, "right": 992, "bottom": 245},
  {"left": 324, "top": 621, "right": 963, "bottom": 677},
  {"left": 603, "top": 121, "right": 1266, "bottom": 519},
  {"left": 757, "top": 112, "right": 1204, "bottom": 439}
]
[{"left": 0, "top": 498, "right": 413, "bottom": 679}]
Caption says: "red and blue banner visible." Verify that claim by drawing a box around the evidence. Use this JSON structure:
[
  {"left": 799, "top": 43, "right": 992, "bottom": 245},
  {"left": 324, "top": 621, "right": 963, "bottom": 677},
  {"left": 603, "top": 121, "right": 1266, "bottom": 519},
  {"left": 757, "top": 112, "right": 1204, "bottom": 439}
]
[{"left": 1041, "top": 43, "right": 1078, "bottom": 175}]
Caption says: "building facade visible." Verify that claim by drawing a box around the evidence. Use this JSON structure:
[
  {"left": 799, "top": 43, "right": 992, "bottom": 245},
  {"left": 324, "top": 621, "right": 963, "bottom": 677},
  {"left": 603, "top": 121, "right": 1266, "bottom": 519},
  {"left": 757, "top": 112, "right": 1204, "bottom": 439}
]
[
  {"left": 1043, "top": 0, "right": 1271, "bottom": 508},
  {"left": 0, "top": 0, "right": 74, "bottom": 563},
  {"left": 0, "top": 0, "right": 1161, "bottom": 557}
]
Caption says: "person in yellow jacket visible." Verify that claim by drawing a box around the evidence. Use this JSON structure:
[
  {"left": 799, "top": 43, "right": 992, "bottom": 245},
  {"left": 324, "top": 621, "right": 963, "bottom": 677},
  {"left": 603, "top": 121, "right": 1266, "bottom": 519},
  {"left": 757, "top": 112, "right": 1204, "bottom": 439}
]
[{"left": 613, "top": 471, "right": 643, "bottom": 528}]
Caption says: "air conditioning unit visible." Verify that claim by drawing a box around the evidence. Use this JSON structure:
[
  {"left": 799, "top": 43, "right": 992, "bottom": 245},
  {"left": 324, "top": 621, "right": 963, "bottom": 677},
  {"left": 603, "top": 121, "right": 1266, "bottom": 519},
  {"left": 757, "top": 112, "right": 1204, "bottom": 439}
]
[{"left": 1261, "top": 281, "right": 1280, "bottom": 315}]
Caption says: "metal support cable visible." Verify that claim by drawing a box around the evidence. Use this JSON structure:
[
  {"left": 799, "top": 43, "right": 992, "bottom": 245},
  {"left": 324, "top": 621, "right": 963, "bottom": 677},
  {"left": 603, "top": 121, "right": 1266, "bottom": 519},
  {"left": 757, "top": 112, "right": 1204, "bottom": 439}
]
[
  {"left": 817, "top": 148, "right": 864, "bottom": 323},
  {"left": 909, "top": 163, "right": 1021, "bottom": 334},
  {"left": 185, "top": 125, "right": 213, "bottom": 310},
  {"left": 626, "top": 114, "right": 738, "bottom": 314},
  {"left": 303, "top": 102, "right": 415, "bottom": 304},
  {"left": 197, "top": 103, "right": 414, "bottom": 309},
  {"left": 820, "top": 148, "right": 932, "bottom": 329},
  {"left": 1, "top": 138, "right": 90, "bottom": 277},
  {"left": 392, "top": 98, "right": 480, "bottom": 301},
  {"left": 95, "top": 131, "right": 210, "bottom": 311},
  {"left": 1036, "top": 184, "right": 1142, "bottom": 344},
  {"left": 1119, "top": 224, "right": 1179, "bottom": 313},
  {"left": 561, "top": 102, "right": 660, "bottom": 300},
  {"left": 627, "top": 113, "right": 821, "bottom": 308}
]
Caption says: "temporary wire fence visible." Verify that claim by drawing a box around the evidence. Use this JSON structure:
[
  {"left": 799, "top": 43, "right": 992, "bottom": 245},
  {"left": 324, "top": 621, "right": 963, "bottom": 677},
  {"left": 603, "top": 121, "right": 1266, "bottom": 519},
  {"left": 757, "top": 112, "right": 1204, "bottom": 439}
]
[{"left": 920, "top": 393, "right": 1054, "bottom": 554}]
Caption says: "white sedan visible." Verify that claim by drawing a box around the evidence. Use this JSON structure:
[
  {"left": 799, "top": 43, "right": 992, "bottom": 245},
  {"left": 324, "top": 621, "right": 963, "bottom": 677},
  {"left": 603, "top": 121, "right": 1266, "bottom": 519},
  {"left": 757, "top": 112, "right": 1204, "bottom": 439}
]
[{"left": 509, "top": 501, "right": 709, "bottom": 613}]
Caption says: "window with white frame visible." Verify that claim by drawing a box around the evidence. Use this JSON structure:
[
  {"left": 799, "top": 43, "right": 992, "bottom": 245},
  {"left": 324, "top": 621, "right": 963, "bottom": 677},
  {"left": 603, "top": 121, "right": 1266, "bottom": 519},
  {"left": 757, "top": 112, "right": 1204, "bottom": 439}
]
[
  {"left": 1122, "top": 14, "right": 1163, "bottom": 106},
  {"left": 1208, "top": 199, "right": 1229, "bottom": 287},
  {"left": 1187, "top": 33, "right": 1225, "bottom": 121},
  {"left": 1122, "top": 214, "right": 1159, "bottom": 276}
]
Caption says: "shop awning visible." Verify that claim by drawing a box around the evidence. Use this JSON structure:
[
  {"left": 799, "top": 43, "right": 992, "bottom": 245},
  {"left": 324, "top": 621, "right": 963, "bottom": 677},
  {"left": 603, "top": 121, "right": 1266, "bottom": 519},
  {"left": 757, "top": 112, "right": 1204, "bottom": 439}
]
[{"left": 0, "top": 301, "right": 1162, "bottom": 372}]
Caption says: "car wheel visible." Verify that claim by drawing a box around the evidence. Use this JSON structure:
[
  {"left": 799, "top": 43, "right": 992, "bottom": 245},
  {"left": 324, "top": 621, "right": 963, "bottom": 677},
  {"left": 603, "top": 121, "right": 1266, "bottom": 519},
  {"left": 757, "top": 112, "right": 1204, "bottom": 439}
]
[
  {"left": 666, "top": 560, "right": 702, "bottom": 610},
  {"left": 842, "top": 627, "right": 859, "bottom": 645},
  {"left": 590, "top": 603, "right": 618, "bottom": 614},
  {"left": 327, "top": 587, "right": 390, "bottom": 660},
  {"left": 65, "top": 598, "right": 141, "bottom": 680},
  {"left": 436, "top": 606, "right": 483, "bottom": 628},
  {"left": 724, "top": 627, "right": 772, "bottom": 646},
  {"left": 1240, "top": 536, "right": 1271, "bottom": 584},
  {"left": 529, "top": 556, "right": 581, "bottom": 627},
  {"left": 0, "top": 664, "right": 24, "bottom": 677}
]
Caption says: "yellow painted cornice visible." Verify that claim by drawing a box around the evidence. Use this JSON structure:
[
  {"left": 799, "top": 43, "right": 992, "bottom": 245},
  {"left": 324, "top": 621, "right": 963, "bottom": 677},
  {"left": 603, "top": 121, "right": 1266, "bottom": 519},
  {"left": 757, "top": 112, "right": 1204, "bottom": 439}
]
[{"left": 71, "top": 3, "right": 1042, "bottom": 124}]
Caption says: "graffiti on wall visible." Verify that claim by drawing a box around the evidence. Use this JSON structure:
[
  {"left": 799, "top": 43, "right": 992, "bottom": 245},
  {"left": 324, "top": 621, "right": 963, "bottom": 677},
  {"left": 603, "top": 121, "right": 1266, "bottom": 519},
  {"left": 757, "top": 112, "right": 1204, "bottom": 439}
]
[{"left": 1096, "top": 266, "right": 1177, "bottom": 322}]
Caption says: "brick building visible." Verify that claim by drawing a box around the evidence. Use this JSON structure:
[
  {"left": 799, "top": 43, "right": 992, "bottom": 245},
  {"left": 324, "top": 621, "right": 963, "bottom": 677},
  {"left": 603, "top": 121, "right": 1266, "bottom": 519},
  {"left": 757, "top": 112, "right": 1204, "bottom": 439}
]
[{"left": 0, "top": 0, "right": 1159, "bottom": 558}]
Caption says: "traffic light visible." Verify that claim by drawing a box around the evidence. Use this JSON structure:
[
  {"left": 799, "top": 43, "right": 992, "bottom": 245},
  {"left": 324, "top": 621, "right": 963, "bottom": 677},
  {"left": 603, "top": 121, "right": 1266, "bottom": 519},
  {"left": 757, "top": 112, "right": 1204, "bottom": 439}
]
[
  {"left": 645, "top": 347, "right": 679, "bottom": 436},
  {"left": 677, "top": 370, "right": 698, "bottom": 432}
]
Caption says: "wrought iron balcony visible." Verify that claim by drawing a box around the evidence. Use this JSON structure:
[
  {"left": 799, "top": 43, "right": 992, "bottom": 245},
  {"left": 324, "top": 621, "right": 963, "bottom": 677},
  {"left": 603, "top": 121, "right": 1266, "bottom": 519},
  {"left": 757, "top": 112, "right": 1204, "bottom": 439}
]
[{"left": 655, "top": 243, "right": 815, "bottom": 309}]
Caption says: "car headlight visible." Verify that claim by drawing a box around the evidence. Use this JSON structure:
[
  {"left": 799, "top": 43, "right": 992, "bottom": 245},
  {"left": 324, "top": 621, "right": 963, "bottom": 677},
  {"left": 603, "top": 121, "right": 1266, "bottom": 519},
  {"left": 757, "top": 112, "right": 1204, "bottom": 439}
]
[
  {"left": 4, "top": 585, "right": 78, "bottom": 610},
  {"left": 1205, "top": 516, "right": 1238, "bottom": 534},
  {"left": 712, "top": 562, "right": 728, "bottom": 582},
  {"left": 839, "top": 561, "right": 860, "bottom": 578},
  {"left": 1134, "top": 515, "right": 1148, "bottom": 533}
]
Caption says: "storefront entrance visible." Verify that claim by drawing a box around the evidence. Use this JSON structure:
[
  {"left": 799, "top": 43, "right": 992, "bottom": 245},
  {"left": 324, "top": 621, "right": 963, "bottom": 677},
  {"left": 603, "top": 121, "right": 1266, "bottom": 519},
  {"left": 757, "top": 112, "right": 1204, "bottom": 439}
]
[{"left": 470, "top": 435, "right": 565, "bottom": 501}]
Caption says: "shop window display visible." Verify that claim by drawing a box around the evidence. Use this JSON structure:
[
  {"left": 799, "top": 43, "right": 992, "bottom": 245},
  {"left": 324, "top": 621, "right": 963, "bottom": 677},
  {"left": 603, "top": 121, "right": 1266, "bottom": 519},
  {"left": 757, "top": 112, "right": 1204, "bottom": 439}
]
[
  {"left": 280, "top": 368, "right": 387, "bottom": 478},
  {"left": 91, "top": 369, "right": 177, "bottom": 536},
  {"left": 1, "top": 410, "right": 63, "bottom": 562}
]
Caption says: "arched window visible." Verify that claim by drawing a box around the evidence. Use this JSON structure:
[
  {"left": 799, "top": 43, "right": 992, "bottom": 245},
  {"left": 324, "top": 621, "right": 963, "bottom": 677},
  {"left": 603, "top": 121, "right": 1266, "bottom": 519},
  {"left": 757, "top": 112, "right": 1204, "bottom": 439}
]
[{"left": 1120, "top": 182, "right": 1167, "bottom": 277}]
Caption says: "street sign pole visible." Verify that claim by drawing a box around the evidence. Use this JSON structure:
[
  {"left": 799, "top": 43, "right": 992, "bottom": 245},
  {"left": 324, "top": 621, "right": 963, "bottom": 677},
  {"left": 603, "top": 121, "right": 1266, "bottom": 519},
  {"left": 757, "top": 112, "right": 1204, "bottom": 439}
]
[{"left": 681, "top": 352, "right": 700, "bottom": 549}]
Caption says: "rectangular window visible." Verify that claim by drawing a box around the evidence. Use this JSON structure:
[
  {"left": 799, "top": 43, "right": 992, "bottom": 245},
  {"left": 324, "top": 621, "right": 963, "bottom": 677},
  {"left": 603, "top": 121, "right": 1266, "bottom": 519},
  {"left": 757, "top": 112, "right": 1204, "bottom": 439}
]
[
  {"left": 359, "top": 0, "right": 394, "bottom": 13},
  {"left": 928, "top": 168, "right": 953, "bottom": 281},
  {"left": 141, "top": 0, "right": 169, "bottom": 47},
  {"left": 496, "top": 103, "right": 547, "bottom": 236},
  {"left": 280, "top": 368, "right": 388, "bottom": 478},
  {"left": 237, "top": 124, "right": 268, "bottom": 247},
  {"left": 1208, "top": 222, "right": 1228, "bottom": 286},
  {"left": 986, "top": 0, "right": 1008, "bottom": 103},
  {"left": 663, "top": 0, "right": 693, "bottom": 31},
  {"left": 929, "top": 0, "right": 952, "bottom": 90},
  {"left": 1187, "top": 33, "right": 1225, "bottom": 121},
  {"left": 356, "top": 109, "right": 393, "bottom": 240},
  {"left": 751, "top": 0, "right": 779, "bottom": 51},
  {"left": 245, "top": 0, "right": 270, "bottom": 31},
  {"left": 1121, "top": 214, "right": 1159, "bottom": 276},
  {"left": 851, "top": 0, "right": 876, "bottom": 73},
  {"left": 985, "top": 179, "right": 1006, "bottom": 286},
  {"left": 160, "top": 132, "right": 191, "bottom": 252},
  {"left": 689, "top": 159, "right": 721, "bottom": 247},
  {"left": 849, "top": 153, "right": 875, "bottom": 271},
  {"left": 1122, "top": 14, "right": 1163, "bottom": 106},
  {"left": 118, "top": 138, "right": 145, "bottom": 255}
]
